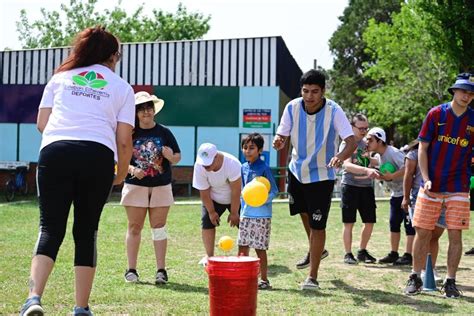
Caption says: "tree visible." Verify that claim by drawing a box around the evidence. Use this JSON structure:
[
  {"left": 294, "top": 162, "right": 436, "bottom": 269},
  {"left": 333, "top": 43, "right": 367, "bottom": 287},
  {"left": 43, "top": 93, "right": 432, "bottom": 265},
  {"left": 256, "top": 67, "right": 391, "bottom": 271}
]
[
  {"left": 327, "top": 0, "right": 402, "bottom": 114},
  {"left": 418, "top": 0, "right": 474, "bottom": 72},
  {"left": 16, "top": 0, "right": 211, "bottom": 49},
  {"left": 360, "top": 1, "right": 457, "bottom": 143}
]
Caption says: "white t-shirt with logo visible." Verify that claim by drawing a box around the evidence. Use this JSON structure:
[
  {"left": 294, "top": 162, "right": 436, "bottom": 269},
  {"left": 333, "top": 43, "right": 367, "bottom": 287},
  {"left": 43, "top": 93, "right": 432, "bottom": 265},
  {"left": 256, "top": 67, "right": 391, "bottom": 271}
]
[
  {"left": 192, "top": 152, "right": 242, "bottom": 204},
  {"left": 39, "top": 64, "right": 135, "bottom": 160}
]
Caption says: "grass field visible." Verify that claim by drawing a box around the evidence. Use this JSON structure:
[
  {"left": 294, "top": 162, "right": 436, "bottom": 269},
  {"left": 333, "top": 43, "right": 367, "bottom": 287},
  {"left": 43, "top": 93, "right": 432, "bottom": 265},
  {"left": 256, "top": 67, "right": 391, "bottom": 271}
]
[{"left": 1, "top": 197, "right": 474, "bottom": 315}]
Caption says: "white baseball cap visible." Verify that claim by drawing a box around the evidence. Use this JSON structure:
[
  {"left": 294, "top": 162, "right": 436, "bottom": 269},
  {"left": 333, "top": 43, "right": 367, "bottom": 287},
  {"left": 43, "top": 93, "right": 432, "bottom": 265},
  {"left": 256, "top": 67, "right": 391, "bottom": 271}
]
[
  {"left": 367, "top": 127, "right": 386, "bottom": 143},
  {"left": 196, "top": 143, "right": 218, "bottom": 166}
]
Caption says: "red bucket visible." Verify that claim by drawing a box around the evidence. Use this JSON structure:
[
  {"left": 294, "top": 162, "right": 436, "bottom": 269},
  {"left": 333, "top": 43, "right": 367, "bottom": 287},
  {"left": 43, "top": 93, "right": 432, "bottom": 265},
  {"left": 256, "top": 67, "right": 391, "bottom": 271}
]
[{"left": 206, "top": 256, "right": 260, "bottom": 316}]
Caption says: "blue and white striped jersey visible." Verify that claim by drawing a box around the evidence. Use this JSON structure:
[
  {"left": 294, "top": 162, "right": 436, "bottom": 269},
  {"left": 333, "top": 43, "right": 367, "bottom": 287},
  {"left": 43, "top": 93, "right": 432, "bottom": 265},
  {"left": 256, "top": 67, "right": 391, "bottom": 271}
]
[{"left": 276, "top": 97, "right": 353, "bottom": 184}]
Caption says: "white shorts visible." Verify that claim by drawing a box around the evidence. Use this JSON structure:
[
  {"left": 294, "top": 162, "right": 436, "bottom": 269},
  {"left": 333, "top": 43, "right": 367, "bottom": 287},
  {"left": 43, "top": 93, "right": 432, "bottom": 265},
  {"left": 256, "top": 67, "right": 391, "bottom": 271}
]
[{"left": 120, "top": 183, "right": 174, "bottom": 208}]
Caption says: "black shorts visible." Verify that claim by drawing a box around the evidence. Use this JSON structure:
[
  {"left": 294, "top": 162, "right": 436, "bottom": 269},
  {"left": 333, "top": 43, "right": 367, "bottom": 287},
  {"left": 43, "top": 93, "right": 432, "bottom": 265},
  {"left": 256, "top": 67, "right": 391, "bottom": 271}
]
[
  {"left": 341, "top": 184, "right": 376, "bottom": 223},
  {"left": 287, "top": 172, "right": 334, "bottom": 230},
  {"left": 201, "top": 200, "right": 240, "bottom": 229}
]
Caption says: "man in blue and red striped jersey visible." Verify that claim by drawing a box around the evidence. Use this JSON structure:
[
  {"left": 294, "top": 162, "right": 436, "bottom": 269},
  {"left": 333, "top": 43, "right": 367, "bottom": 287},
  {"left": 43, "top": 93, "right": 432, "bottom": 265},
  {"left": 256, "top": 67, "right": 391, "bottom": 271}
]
[
  {"left": 405, "top": 73, "right": 474, "bottom": 298},
  {"left": 273, "top": 69, "right": 356, "bottom": 290}
]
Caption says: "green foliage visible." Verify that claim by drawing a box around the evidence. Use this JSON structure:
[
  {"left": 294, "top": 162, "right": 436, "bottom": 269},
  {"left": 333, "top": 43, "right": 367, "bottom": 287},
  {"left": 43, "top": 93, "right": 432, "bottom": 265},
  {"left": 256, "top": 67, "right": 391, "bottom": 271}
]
[
  {"left": 328, "top": 0, "right": 402, "bottom": 113},
  {"left": 418, "top": 0, "right": 474, "bottom": 72},
  {"left": 361, "top": 1, "right": 457, "bottom": 143},
  {"left": 16, "top": 0, "right": 211, "bottom": 49}
]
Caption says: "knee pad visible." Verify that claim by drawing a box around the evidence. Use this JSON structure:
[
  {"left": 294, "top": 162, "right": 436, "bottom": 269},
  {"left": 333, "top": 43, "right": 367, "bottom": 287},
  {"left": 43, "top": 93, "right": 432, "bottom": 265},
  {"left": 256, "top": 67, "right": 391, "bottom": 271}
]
[{"left": 151, "top": 226, "right": 167, "bottom": 241}]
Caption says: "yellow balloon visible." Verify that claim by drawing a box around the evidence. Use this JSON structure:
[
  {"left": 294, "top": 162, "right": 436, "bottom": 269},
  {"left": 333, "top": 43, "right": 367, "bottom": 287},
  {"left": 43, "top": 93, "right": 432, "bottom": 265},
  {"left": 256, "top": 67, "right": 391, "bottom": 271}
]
[
  {"left": 242, "top": 181, "right": 268, "bottom": 207},
  {"left": 218, "top": 235, "right": 234, "bottom": 252},
  {"left": 254, "top": 176, "right": 271, "bottom": 192}
]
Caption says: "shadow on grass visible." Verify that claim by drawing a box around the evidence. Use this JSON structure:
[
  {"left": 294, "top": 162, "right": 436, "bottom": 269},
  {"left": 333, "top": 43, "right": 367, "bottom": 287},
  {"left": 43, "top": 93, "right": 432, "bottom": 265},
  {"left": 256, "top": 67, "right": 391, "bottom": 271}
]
[
  {"left": 330, "top": 279, "right": 453, "bottom": 313},
  {"left": 268, "top": 286, "right": 332, "bottom": 297},
  {"left": 363, "top": 264, "right": 471, "bottom": 273},
  {"left": 135, "top": 281, "right": 209, "bottom": 294},
  {"left": 268, "top": 264, "right": 292, "bottom": 276}
]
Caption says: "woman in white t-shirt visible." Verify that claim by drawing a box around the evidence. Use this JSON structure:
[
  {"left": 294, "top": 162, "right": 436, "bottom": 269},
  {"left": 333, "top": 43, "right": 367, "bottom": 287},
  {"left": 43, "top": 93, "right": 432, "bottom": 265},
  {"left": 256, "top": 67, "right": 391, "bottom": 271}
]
[{"left": 20, "top": 26, "right": 135, "bottom": 316}]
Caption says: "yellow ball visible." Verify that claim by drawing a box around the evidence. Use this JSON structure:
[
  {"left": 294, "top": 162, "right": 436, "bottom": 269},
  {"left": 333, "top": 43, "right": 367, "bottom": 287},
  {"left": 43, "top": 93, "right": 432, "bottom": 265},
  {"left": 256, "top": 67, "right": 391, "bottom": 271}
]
[
  {"left": 242, "top": 181, "right": 268, "bottom": 207},
  {"left": 254, "top": 176, "right": 271, "bottom": 192},
  {"left": 218, "top": 236, "right": 234, "bottom": 252}
]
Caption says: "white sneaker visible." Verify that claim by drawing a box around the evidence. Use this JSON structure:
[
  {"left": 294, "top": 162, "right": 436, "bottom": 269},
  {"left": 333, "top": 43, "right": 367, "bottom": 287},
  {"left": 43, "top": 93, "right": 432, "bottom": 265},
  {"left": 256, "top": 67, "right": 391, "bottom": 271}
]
[
  {"left": 198, "top": 256, "right": 208, "bottom": 267},
  {"left": 124, "top": 269, "right": 139, "bottom": 283},
  {"left": 301, "top": 277, "right": 319, "bottom": 290}
]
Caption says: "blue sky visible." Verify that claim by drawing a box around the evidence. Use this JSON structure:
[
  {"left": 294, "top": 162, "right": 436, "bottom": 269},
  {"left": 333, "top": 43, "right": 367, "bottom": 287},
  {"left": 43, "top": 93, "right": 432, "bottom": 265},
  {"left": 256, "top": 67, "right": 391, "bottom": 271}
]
[{"left": 0, "top": 0, "right": 348, "bottom": 70}]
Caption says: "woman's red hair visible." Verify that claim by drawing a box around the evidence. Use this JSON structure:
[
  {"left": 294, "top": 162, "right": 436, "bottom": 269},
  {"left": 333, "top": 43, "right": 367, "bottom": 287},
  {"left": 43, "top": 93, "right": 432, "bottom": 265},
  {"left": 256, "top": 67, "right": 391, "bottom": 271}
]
[{"left": 56, "top": 26, "right": 119, "bottom": 73}]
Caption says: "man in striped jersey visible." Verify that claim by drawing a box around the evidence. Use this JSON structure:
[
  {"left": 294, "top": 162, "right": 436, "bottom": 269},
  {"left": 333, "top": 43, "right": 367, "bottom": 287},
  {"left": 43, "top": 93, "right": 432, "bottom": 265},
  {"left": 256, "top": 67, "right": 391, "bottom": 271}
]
[
  {"left": 273, "top": 69, "right": 356, "bottom": 290},
  {"left": 405, "top": 73, "right": 474, "bottom": 298}
]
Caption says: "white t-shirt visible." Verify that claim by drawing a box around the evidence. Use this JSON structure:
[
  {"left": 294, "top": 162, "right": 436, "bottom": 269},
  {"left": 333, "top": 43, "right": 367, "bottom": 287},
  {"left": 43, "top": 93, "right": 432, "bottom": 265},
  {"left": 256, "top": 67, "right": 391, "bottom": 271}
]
[
  {"left": 39, "top": 64, "right": 135, "bottom": 160},
  {"left": 192, "top": 152, "right": 242, "bottom": 204}
]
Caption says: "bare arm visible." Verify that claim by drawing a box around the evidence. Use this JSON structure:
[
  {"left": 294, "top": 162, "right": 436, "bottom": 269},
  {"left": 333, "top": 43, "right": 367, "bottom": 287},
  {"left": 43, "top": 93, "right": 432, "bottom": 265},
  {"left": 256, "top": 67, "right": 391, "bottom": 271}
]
[
  {"left": 228, "top": 177, "right": 242, "bottom": 227},
  {"left": 329, "top": 135, "right": 357, "bottom": 167},
  {"left": 401, "top": 159, "right": 416, "bottom": 211},
  {"left": 200, "top": 188, "right": 220, "bottom": 226},
  {"left": 113, "top": 122, "right": 133, "bottom": 185},
  {"left": 37, "top": 108, "right": 52, "bottom": 133},
  {"left": 418, "top": 141, "right": 431, "bottom": 191},
  {"left": 162, "top": 146, "right": 181, "bottom": 165},
  {"left": 382, "top": 166, "right": 405, "bottom": 181},
  {"left": 343, "top": 159, "right": 380, "bottom": 179}
]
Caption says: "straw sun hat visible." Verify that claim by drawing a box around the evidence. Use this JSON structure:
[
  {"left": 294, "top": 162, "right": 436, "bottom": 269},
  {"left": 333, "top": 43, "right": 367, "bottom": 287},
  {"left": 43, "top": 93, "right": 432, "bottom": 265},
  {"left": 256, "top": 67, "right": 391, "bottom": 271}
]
[{"left": 134, "top": 91, "right": 164, "bottom": 114}]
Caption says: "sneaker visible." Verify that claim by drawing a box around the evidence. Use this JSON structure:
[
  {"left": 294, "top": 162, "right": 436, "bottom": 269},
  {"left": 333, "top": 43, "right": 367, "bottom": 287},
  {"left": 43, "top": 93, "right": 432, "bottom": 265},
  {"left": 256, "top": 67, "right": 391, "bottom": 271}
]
[
  {"left": 19, "top": 296, "right": 44, "bottom": 316},
  {"left": 155, "top": 269, "right": 168, "bottom": 285},
  {"left": 357, "top": 249, "right": 377, "bottom": 263},
  {"left": 301, "top": 277, "right": 319, "bottom": 290},
  {"left": 73, "top": 306, "right": 93, "bottom": 316},
  {"left": 465, "top": 247, "right": 474, "bottom": 256},
  {"left": 404, "top": 273, "right": 423, "bottom": 295},
  {"left": 258, "top": 279, "right": 272, "bottom": 290},
  {"left": 198, "top": 256, "right": 208, "bottom": 267},
  {"left": 296, "top": 253, "right": 310, "bottom": 269},
  {"left": 321, "top": 249, "right": 329, "bottom": 260},
  {"left": 344, "top": 252, "right": 358, "bottom": 265},
  {"left": 124, "top": 269, "right": 139, "bottom": 283},
  {"left": 379, "top": 251, "right": 399, "bottom": 264},
  {"left": 296, "top": 250, "right": 329, "bottom": 269},
  {"left": 441, "top": 279, "right": 462, "bottom": 298},
  {"left": 394, "top": 253, "right": 412, "bottom": 266}
]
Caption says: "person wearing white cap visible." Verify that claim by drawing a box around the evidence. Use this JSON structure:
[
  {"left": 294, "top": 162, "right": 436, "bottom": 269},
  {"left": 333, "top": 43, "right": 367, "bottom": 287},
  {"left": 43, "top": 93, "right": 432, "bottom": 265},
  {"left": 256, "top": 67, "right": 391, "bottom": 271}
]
[
  {"left": 405, "top": 73, "right": 474, "bottom": 298},
  {"left": 192, "top": 143, "right": 242, "bottom": 265},
  {"left": 366, "top": 127, "right": 414, "bottom": 266},
  {"left": 120, "top": 91, "right": 181, "bottom": 285}
]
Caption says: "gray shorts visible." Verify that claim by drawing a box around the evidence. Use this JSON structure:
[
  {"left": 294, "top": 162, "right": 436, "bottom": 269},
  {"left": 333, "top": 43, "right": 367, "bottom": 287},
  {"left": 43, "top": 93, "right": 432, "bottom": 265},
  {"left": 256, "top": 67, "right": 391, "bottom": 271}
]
[{"left": 238, "top": 218, "right": 271, "bottom": 250}]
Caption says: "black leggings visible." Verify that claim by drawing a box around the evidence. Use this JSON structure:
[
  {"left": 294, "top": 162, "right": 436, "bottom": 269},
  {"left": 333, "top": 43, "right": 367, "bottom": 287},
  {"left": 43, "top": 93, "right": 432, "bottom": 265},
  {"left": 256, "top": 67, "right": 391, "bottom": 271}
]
[{"left": 35, "top": 140, "right": 114, "bottom": 267}]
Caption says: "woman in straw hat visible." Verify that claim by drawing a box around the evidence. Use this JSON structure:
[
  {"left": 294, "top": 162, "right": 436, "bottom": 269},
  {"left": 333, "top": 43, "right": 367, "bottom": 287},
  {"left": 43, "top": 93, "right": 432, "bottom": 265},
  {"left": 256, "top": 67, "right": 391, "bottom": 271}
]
[
  {"left": 121, "top": 91, "right": 181, "bottom": 285},
  {"left": 20, "top": 26, "right": 135, "bottom": 316}
]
